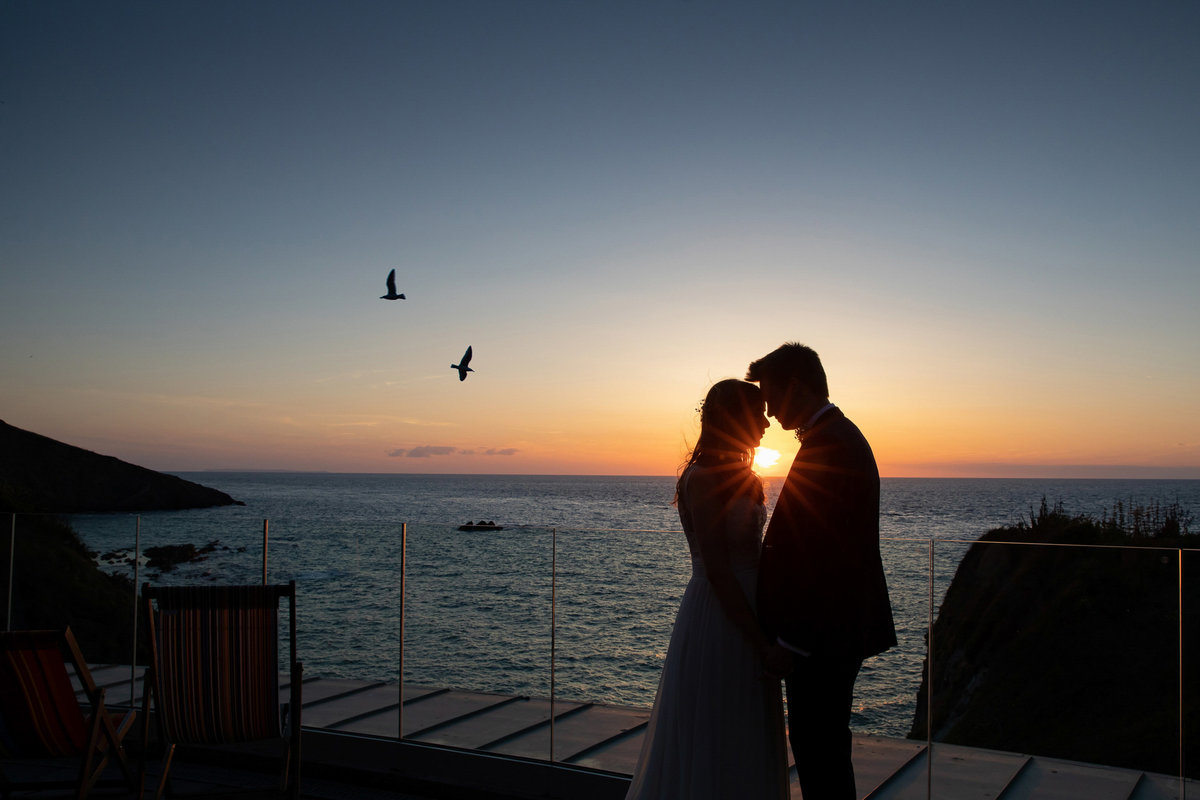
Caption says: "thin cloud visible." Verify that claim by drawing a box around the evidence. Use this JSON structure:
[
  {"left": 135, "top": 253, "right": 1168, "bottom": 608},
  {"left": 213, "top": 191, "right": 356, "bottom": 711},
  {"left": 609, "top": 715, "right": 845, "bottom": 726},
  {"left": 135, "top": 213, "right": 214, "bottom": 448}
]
[
  {"left": 387, "top": 446, "right": 519, "bottom": 458},
  {"left": 388, "top": 445, "right": 459, "bottom": 458},
  {"left": 458, "top": 447, "right": 520, "bottom": 457}
]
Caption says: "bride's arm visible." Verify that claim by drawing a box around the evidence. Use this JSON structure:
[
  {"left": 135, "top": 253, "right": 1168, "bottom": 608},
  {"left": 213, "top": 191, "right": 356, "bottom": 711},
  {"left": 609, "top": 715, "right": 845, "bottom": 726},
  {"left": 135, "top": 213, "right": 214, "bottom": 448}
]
[{"left": 687, "top": 469, "right": 772, "bottom": 660}]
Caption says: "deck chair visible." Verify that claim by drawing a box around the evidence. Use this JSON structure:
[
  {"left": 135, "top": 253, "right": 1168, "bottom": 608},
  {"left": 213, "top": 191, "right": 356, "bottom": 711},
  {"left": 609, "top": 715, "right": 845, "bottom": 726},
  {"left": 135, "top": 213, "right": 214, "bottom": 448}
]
[
  {"left": 139, "top": 583, "right": 301, "bottom": 800},
  {"left": 0, "top": 627, "right": 137, "bottom": 800}
]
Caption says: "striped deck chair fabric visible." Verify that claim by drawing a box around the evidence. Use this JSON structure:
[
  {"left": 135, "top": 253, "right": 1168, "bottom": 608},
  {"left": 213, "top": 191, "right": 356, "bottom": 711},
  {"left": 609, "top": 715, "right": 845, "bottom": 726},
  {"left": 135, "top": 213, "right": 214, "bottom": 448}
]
[
  {"left": 0, "top": 630, "right": 88, "bottom": 757},
  {"left": 0, "top": 628, "right": 136, "bottom": 800},
  {"left": 150, "top": 585, "right": 283, "bottom": 744},
  {"left": 141, "top": 582, "right": 301, "bottom": 799}
]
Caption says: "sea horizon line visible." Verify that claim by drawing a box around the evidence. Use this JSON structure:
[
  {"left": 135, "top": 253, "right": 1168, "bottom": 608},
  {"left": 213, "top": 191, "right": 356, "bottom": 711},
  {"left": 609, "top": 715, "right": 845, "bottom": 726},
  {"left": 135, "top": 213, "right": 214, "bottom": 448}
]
[{"left": 167, "top": 468, "right": 1200, "bottom": 481}]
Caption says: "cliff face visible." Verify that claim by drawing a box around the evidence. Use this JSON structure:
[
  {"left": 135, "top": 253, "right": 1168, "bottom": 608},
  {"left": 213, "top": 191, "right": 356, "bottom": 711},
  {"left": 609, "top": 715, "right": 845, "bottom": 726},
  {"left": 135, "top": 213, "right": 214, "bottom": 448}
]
[
  {"left": 910, "top": 513, "right": 1198, "bottom": 777},
  {"left": 0, "top": 420, "right": 240, "bottom": 512}
]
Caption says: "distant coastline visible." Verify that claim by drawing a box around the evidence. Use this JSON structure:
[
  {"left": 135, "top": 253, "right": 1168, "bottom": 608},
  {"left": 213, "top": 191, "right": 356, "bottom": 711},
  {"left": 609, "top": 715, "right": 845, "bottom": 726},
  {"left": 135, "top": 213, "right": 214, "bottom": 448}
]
[
  {"left": 887, "top": 463, "right": 1200, "bottom": 480},
  {"left": 163, "top": 465, "right": 1200, "bottom": 480},
  {"left": 169, "top": 469, "right": 1200, "bottom": 479}
]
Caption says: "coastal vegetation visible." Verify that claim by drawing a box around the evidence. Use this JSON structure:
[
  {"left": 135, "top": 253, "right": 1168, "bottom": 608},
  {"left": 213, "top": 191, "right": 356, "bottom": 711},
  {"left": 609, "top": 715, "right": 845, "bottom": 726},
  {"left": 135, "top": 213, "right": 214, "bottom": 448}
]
[
  {"left": 911, "top": 498, "right": 1198, "bottom": 777},
  {"left": 0, "top": 515, "right": 224, "bottom": 664},
  {"left": 0, "top": 513, "right": 137, "bottom": 664}
]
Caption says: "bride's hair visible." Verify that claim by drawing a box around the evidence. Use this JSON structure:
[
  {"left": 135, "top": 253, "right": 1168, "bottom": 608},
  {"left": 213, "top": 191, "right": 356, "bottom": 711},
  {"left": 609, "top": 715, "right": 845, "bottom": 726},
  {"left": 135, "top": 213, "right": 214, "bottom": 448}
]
[{"left": 675, "top": 379, "right": 765, "bottom": 506}]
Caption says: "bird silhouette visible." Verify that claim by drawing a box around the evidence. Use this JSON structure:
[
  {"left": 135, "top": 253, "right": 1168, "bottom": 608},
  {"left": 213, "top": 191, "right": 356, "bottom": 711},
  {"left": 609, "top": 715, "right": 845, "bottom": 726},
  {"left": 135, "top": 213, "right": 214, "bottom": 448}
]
[
  {"left": 451, "top": 346, "right": 474, "bottom": 381},
  {"left": 380, "top": 269, "right": 406, "bottom": 300}
]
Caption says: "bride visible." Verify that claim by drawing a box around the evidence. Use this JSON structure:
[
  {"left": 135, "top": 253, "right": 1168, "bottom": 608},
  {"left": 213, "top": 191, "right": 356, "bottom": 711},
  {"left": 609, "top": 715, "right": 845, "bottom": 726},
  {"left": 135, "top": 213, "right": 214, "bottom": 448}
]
[{"left": 625, "top": 379, "right": 790, "bottom": 799}]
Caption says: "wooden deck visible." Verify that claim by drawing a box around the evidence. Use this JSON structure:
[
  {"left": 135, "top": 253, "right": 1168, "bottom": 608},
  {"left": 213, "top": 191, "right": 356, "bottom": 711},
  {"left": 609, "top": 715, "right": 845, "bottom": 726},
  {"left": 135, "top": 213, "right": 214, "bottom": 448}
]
[{"left": 83, "top": 664, "right": 1196, "bottom": 799}]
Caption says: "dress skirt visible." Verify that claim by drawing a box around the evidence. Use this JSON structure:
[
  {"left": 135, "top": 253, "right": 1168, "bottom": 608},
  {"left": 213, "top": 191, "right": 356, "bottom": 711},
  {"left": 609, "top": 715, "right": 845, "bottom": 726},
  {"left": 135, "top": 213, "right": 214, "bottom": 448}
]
[{"left": 624, "top": 565, "right": 790, "bottom": 800}]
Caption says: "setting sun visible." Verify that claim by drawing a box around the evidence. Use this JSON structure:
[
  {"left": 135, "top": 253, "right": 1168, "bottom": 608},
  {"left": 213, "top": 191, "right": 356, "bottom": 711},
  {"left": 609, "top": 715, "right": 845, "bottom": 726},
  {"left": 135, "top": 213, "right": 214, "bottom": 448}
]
[{"left": 753, "top": 447, "right": 781, "bottom": 470}]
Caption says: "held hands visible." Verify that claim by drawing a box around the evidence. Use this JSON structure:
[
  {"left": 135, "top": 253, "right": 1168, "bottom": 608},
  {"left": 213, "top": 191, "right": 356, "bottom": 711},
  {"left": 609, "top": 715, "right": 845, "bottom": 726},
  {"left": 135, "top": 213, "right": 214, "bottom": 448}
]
[{"left": 762, "top": 642, "right": 795, "bottom": 679}]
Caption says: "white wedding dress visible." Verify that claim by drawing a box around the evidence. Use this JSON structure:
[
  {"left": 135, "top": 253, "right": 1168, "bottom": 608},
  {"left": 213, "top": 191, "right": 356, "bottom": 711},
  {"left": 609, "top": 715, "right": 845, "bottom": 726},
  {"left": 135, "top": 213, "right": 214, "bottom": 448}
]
[{"left": 625, "top": 466, "right": 790, "bottom": 800}]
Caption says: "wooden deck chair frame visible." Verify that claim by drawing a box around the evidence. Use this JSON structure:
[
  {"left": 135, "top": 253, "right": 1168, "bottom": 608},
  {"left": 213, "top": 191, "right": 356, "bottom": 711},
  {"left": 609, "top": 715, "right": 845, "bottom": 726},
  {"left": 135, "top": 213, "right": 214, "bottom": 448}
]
[
  {"left": 0, "top": 627, "right": 137, "bottom": 800},
  {"left": 139, "top": 582, "right": 301, "bottom": 800}
]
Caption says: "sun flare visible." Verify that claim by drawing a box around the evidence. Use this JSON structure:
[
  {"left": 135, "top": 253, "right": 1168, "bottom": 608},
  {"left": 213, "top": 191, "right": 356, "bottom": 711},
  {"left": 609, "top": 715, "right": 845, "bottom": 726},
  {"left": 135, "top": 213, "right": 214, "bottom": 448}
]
[{"left": 753, "top": 447, "right": 781, "bottom": 470}]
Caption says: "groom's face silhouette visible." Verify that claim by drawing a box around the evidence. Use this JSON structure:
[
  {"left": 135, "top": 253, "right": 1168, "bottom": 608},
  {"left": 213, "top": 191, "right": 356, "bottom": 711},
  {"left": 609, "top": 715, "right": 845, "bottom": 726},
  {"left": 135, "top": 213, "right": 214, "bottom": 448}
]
[{"left": 762, "top": 376, "right": 822, "bottom": 432}]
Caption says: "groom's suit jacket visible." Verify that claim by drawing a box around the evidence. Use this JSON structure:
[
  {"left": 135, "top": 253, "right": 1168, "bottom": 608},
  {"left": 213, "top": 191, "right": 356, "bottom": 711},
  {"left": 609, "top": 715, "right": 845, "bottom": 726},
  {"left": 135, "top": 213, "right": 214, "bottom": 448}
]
[{"left": 757, "top": 407, "right": 897, "bottom": 662}]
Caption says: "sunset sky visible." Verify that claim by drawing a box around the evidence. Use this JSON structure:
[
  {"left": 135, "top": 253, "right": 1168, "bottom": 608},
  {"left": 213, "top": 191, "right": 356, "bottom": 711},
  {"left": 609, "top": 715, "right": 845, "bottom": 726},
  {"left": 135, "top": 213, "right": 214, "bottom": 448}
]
[{"left": 2, "top": 1, "right": 1197, "bottom": 478}]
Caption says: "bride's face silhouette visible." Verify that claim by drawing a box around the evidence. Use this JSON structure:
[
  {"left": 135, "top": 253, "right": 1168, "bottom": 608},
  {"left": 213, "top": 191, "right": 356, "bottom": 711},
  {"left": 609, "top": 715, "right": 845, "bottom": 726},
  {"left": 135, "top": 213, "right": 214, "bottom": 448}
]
[
  {"left": 704, "top": 381, "right": 769, "bottom": 453},
  {"left": 735, "top": 398, "right": 770, "bottom": 450}
]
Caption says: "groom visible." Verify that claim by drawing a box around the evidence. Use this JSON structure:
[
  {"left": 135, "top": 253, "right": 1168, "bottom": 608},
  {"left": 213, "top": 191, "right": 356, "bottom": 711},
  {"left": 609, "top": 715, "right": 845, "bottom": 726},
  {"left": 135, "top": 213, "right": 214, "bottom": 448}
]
[{"left": 748, "top": 342, "right": 896, "bottom": 800}]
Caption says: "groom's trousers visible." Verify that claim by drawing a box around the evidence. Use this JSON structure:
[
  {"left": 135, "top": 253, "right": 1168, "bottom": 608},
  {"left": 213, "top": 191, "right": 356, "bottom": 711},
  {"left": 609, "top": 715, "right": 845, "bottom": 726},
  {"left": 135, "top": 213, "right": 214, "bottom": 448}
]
[{"left": 784, "top": 656, "right": 862, "bottom": 800}]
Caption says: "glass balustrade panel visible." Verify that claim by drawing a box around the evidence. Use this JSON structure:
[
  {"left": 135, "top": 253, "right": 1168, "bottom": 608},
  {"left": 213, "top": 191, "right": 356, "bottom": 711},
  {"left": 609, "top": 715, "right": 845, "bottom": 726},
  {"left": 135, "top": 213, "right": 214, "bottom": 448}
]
[
  {"left": 926, "top": 540, "right": 1185, "bottom": 781},
  {"left": 550, "top": 527, "right": 686, "bottom": 768},
  {"left": 399, "top": 522, "right": 553, "bottom": 756},
  {"left": 25, "top": 506, "right": 1199, "bottom": 787}
]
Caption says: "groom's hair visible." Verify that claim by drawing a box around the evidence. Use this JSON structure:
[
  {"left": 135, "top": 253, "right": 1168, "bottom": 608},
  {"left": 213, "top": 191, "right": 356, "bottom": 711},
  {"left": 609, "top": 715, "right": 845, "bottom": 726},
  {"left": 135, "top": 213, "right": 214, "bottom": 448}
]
[{"left": 746, "top": 342, "right": 829, "bottom": 399}]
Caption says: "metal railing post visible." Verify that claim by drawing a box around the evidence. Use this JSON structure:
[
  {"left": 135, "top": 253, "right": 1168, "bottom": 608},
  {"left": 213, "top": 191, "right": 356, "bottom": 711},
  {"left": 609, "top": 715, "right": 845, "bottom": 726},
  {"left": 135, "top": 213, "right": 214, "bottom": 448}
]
[
  {"left": 262, "top": 519, "right": 269, "bottom": 585},
  {"left": 6, "top": 513, "right": 14, "bottom": 632},
  {"left": 551, "top": 527, "right": 557, "bottom": 763},
  {"left": 131, "top": 515, "right": 140, "bottom": 702},
  {"left": 399, "top": 521, "right": 407, "bottom": 739},
  {"left": 927, "top": 537, "right": 934, "bottom": 800},
  {"left": 1179, "top": 548, "right": 1186, "bottom": 800}
]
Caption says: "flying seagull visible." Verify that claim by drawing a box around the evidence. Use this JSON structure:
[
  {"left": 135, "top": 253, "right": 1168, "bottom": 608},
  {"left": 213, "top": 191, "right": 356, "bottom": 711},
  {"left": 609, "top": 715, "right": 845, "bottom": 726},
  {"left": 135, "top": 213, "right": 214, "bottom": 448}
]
[
  {"left": 451, "top": 346, "right": 474, "bottom": 381},
  {"left": 380, "top": 269, "right": 405, "bottom": 300}
]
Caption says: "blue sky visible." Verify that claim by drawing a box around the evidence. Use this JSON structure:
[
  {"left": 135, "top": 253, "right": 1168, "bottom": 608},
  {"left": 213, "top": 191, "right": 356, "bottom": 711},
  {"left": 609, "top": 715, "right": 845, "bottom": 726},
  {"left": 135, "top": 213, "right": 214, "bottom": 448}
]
[{"left": 2, "top": 1, "right": 1197, "bottom": 476}]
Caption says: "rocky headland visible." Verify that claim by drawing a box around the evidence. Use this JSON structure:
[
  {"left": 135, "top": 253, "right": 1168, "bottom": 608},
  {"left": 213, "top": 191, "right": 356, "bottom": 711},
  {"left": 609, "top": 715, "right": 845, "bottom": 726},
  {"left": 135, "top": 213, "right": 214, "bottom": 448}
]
[
  {"left": 0, "top": 420, "right": 243, "bottom": 663},
  {"left": 910, "top": 500, "right": 1197, "bottom": 777},
  {"left": 0, "top": 419, "right": 240, "bottom": 512}
]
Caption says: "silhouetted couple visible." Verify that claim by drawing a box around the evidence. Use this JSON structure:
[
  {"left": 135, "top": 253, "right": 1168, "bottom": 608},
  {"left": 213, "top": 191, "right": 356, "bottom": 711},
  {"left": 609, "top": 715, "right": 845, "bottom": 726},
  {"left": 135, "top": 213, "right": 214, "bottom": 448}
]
[{"left": 626, "top": 343, "right": 897, "bottom": 800}]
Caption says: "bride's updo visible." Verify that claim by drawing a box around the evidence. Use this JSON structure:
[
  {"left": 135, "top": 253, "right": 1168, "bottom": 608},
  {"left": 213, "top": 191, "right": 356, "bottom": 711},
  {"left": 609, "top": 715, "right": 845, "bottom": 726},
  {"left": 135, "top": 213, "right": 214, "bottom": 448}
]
[{"left": 676, "top": 379, "right": 766, "bottom": 506}]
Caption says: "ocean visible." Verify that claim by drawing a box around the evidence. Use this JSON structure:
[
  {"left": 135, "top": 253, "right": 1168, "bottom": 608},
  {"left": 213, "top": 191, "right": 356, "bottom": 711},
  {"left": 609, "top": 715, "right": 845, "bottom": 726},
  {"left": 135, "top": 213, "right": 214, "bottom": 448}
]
[{"left": 67, "top": 474, "right": 1200, "bottom": 740}]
